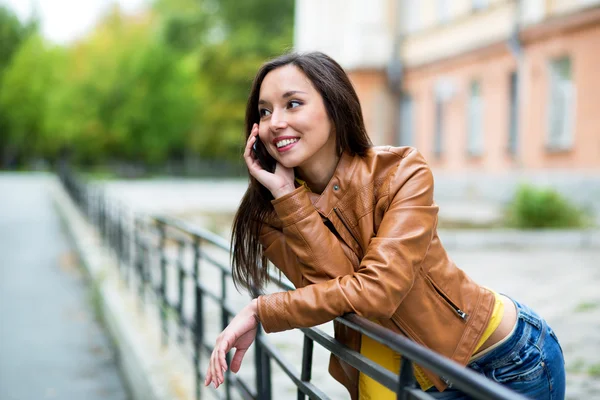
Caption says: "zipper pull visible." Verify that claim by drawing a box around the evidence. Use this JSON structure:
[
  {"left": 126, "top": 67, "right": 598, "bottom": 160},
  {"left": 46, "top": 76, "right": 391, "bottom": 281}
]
[{"left": 456, "top": 309, "right": 468, "bottom": 320}]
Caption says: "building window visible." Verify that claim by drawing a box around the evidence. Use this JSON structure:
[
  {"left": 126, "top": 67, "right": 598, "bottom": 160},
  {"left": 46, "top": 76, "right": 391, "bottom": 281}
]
[
  {"left": 437, "top": 0, "right": 450, "bottom": 24},
  {"left": 467, "top": 80, "right": 484, "bottom": 156},
  {"left": 547, "top": 57, "right": 575, "bottom": 150},
  {"left": 434, "top": 98, "right": 444, "bottom": 158},
  {"left": 434, "top": 78, "right": 455, "bottom": 158},
  {"left": 398, "top": 94, "right": 415, "bottom": 146},
  {"left": 472, "top": 0, "right": 489, "bottom": 11},
  {"left": 508, "top": 71, "right": 518, "bottom": 154}
]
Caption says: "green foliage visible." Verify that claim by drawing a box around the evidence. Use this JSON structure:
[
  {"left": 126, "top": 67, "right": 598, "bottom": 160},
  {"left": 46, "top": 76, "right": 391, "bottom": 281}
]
[
  {"left": 0, "top": 0, "right": 294, "bottom": 169},
  {"left": 154, "top": 0, "right": 294, "bottom": 161},
  {"left": 506, "top": 184, "right": 590, "bottom": 229},
  {"left": 0, "top": 34, "right": 64, "bottom": 160},
  {"left": 0, "top": 5, "right": 39, "bottom": 165}
]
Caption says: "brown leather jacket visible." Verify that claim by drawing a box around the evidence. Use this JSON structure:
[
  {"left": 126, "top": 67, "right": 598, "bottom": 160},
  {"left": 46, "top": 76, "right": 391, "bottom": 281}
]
[{"left": 256, "top": 146, "right": 494, "bottom": 398}]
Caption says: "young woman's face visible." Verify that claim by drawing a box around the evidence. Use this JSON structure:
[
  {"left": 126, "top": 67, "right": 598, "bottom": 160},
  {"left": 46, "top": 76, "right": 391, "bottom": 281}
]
[{"left": 257, "top": 65, "right": 336, "bottom": 170}]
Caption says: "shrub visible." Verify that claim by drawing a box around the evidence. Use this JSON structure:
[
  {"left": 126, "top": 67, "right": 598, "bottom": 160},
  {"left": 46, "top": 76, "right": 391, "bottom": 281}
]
[{"left": 506, "top": 184, "right": 589, "bottom": 229}]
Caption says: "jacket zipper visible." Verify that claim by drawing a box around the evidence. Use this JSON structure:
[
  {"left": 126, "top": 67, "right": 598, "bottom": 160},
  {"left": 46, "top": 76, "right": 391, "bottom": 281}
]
[
  {"left": 333, "top": 208, "right": 361, "bottom": 245},
  {"left": 427, "top": 277, "right": 469, "bottom": 321}
]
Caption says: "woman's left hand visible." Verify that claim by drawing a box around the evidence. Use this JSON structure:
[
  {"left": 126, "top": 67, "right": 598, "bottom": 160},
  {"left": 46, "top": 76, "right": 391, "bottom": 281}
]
[{"left": 205, "top": 299, "right": 260, "bottom": 389}]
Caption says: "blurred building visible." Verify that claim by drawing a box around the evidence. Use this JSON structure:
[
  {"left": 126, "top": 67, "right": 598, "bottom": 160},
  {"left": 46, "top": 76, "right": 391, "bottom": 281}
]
[{"left": 295, "top": 0, "right": 600, "bottom": 207}]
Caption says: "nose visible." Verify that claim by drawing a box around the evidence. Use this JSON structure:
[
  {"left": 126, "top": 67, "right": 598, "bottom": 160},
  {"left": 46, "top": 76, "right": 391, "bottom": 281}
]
[{"left": 270, "top": 108, "right": 288, "bottom": 131}]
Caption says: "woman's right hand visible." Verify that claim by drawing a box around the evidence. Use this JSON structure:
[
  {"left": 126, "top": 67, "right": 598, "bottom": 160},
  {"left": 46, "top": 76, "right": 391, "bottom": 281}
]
[{"left": 244, "top": 123, "right": 295, "bottom": 199}]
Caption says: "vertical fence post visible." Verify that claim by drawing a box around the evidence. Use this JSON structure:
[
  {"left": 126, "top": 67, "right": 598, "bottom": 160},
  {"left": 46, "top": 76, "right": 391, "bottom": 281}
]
[
  {"left": 396, "top": 357, "right": 417, "bottom": 400},
  {"left": 255, "top": 328, "right": 272, "bottom": 400},
  {"left": 192, "top": 237, "right": 203, "bottom": 400},
  {"left": 158, "top": 221, "right": 168, "bottom": 347},
  {"left": 119, "top": 205, "right": 125, "bottom": 265},
  {"left": 177, "top": 239, "right": 186, "bottom": 344},
  {"left": 298, "top": 335, "right": 314, "bottom": 400},
  {"left": 221, "top": 271, "right": 232, "bottom": 399},
  {"left": 135, "top": 217, "right": 146, "bottom": 309},
  {"left": 123, "top": 208, "right": 131, "bottom": 287}
]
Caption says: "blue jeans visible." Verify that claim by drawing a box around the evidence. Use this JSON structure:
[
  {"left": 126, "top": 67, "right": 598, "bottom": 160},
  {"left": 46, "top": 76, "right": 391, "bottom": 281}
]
[{"left": 426, "top": 298, "right": 566, "bottom": 399}]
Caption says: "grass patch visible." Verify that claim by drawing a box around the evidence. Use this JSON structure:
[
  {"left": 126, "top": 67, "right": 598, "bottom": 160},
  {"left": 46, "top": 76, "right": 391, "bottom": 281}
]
[
  {"left": 588, "top": 363, "right": 600, "bottom": 377},
  {"left": 574, "top": 301, "right": 600, "bottom": 313}
]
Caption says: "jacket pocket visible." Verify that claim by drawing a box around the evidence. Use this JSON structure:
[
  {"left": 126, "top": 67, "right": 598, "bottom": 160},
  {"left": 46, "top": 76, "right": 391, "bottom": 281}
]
[{"left": 425, "top": 275, "right": 469, "bottom": 321}]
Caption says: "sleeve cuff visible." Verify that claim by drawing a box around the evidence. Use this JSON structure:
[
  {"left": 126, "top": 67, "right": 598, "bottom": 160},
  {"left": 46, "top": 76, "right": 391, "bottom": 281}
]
[{"left": 257, "top": 293, "right": 293, "bottom": 333}]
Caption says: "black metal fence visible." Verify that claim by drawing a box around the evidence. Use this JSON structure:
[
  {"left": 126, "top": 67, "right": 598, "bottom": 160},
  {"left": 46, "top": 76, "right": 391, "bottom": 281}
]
[{"left": 58, "top": 166, "right": 526, "bottom": 400}]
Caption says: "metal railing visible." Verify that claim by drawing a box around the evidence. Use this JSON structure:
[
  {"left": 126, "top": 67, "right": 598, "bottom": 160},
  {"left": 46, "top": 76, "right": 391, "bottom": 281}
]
[{"left": 58, "top": 165, "right": 526, "bottom": 400}]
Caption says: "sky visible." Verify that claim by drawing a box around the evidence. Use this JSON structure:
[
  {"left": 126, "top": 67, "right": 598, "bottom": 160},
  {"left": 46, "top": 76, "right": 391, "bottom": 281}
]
[{"left": 1, "top": 0, "right": 149, "bottom": 44}]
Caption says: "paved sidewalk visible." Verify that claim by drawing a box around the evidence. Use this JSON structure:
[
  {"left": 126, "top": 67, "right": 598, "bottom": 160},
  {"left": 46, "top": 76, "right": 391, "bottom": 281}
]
[{"left": 0, "top": 174, "right": 129, "bottom": 400}]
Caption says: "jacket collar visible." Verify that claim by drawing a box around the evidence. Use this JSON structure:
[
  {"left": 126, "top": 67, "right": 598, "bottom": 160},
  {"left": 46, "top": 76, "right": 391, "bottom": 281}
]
[{"left": 306, "top": 151, "right": 359, "bottom": 216}]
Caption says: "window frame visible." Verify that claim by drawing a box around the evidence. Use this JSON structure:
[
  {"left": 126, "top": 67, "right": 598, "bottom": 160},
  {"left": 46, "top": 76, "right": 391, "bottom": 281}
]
[{"left": 546, "top": 56, "right": 575, "bottom": 152}]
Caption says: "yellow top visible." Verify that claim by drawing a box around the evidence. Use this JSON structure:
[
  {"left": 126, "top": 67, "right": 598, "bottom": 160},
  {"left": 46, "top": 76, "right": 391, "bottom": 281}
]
[
  {"left": 359, "top": 289, "right": 504, "bottom": 398},
  {"left": 293, "top": 179, "right": 504, "bottom": 397}
]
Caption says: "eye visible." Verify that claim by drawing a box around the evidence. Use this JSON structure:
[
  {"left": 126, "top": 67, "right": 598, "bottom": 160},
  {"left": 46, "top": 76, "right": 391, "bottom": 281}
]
[
  {"left": 259, "top": 108, "right": 271, "bottom": 118},
  {"left": 288, "top": 100, "right": 302, "bottom": 109}
]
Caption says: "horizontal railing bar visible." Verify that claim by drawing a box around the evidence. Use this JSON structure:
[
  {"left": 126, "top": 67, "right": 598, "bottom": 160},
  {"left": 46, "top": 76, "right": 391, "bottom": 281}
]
[
  {"left": 153, "top": 215, "right": 231, "bottom": 252},
  {"left": 155, "top": 253, "right": 231, "bottom": 280},
  {"left": 155, "top": 229, "right": 196, "bottom": 249},
  {"left": 199, "top": 372, "right": 256, "bottom": 400},
  {"left": 272, "top": 278, "right": 521, "bottom": 398},
  {"left": 195, "top": 285, "right": 237, "bottom": 316},
  {"left": 257, "top": 335, "right": 330, "bottom": 400},
  {"left": 338, "top": 315, "right": 526, "bottom": 400},
  {"left": 200, "top": 252, "right": 232, "bottom": 276},
  {"left": 158, "top": 297, "right": 233, "bottom": 331},
  {"left": 301, "top": 327, "right": 399, "bottom": 391},
  {"left": 158, "top": 255, "right": 196, "bottom": 277},
  {"left": 228, "top": 374, "right": 256, "bottom": 400},
  {"left": 198, "top": 339, "right": 262, "bottom": 400},
  {"left": 272, "top": 271, "right": 523, "bottom": 399}
]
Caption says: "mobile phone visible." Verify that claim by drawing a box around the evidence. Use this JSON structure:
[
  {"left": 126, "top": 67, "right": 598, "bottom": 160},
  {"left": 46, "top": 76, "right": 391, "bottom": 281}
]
[{"left": 252, "top": 137, "right": 275, "bottom": 173}]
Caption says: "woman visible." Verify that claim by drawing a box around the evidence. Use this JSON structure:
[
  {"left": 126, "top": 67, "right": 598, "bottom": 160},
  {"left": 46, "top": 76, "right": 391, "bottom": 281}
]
[{"left": 204, "top": 52, "right": 566, "bottom": 399}]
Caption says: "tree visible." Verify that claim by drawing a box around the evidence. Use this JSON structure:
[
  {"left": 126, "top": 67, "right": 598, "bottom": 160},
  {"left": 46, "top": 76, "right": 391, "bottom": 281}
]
[
  {"left": 44, "top": 6, "right": 198, "bottom": 165},
  {"left": 0, "top": 34, "right": 62, "bottom": 164},
  {"left": 0, "top": 5, "right": 39, "bottom": 167},
  {"left": 154, "top": 0, "right": 295, "bottom": 161}
]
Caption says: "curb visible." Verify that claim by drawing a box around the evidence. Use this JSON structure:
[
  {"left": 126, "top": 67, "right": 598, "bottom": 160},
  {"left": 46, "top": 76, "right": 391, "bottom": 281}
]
[{"left": 49, "top": 177, "right": 197, "bottom": 400}]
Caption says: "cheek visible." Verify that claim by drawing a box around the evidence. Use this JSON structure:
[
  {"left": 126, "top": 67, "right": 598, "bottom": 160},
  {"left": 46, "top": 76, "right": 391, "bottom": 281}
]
[
  {"left": 257, "top": 126, "right": 269, "bottom": 144},
  {"left": 314, "top": 111, "right": 333, "bottom": 137}
]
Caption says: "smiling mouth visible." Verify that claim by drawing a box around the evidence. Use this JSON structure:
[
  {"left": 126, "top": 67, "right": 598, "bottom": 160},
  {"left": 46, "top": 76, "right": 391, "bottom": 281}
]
[{"left": 275, "top": 138, "right": 299, "bottom": 149}]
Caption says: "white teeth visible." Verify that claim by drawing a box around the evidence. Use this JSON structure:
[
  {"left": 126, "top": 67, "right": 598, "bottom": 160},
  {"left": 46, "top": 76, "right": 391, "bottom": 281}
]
[{"left": 276, "top": 138, "right": 299, "bottom": 148}]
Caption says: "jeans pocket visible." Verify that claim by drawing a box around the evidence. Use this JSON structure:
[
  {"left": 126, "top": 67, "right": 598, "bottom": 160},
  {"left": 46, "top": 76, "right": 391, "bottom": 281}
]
[{"left": 490, "top": 342, "right": 545, "bottom": 384}]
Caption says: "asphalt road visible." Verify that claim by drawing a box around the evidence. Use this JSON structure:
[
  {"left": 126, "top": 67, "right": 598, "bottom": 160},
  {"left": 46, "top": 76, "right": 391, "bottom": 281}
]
[{"left": 0, "top": 174, "right": 129, "bottom": 400}]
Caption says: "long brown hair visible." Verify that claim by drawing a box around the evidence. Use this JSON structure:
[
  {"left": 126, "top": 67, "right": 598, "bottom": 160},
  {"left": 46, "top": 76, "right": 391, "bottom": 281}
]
[{"left": 231, "top": 51, "right": 372, "bottom": 293}]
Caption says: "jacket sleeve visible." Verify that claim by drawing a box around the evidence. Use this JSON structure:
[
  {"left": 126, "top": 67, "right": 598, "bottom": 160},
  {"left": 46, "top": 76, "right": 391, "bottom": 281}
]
[
  {"left": 257, "top": 149, "right": 438, "bottom": 333},
  {"left": 259, "top": 186, "right": 356, "bottom": 289}
]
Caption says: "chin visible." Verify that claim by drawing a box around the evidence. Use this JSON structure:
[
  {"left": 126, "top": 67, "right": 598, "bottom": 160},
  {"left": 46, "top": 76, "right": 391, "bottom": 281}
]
[
  {"left": 274, "top": 152, "right": 305, "bottom": 169},
  {"left": 278, "top": 158, "right": 301, "bottom": 169}
]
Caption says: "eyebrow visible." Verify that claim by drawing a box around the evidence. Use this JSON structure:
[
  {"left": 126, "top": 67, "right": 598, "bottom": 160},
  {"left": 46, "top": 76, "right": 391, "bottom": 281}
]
[{"left": 258, "top": 90, "right": 307, "bottom": 105}]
